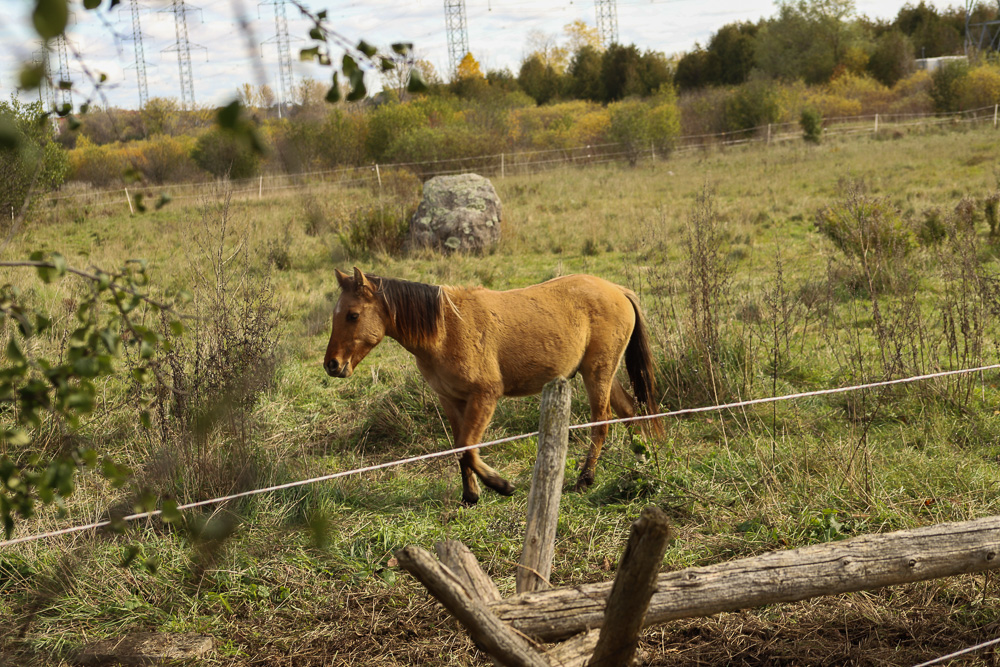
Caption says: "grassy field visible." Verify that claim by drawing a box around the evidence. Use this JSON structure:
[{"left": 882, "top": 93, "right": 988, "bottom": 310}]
[{"left": 3, "top": 122, "right": 1000, "bottom": 665}]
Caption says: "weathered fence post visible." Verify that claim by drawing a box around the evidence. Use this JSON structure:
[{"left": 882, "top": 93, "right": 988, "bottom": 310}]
[
  {"left": 587, "top": 506, "right": 672, "bottom": 667},
  {"left": 874, "top": 113, "right": 879, "bottom": 134},
  {"left": 124, "top": 188, "right": 134, "bottom": 214},
  {"left": 517, "top": 377, "right": 572, "bottom": 594},
  {"left": 375, "top": 163, "right": 382, "bottom": 189}
]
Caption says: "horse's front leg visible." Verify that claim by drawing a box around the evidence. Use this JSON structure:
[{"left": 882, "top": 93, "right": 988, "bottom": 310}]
[{"left": 443, "top": 392, "right": 513, "bottom": 505}]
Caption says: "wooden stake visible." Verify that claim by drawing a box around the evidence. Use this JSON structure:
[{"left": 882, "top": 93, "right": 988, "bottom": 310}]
[
  {"left": 125, "top": 188, "right": 134, "bottom": 214},
  {"left": 517, "top": 377, "right": 571, "bottom": 594},
  {"left": 375, "top": 163, "right": 382, "bottom": 189},
  {"left": 587, "top": 507, "right": 672, "bottom": 667},
  {"left": 396, "top": 546, "right": 547, "bottom": 667}
]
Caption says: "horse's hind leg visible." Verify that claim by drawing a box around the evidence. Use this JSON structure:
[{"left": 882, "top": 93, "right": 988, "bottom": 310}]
[
  {"left": 610, "top": 379, "right": 637, "bottom": 420},
  {"left": 575, "top": 367, "right": 618, "bottom": 491}
]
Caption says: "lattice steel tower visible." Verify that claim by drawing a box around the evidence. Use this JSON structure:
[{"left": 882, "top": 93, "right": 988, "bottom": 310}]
[
  {"left": 54, "top": 35, "right": 73, "bottom": 109},
  {"left": 163, "top": 0, "right": 198, "bottom": 110},
  {"left": 965, "top": 0, "right": 1000, "bottom": 54},
  {"left": 261, "top": 0, "right": 295, "bottom": 115},
  {"left": 595, "top": 0, "right": 619, "bottom": 48},
  {"left": 128, "top": 0, "right": 150, "bottom": 107},
  {"left": 444, "top": 0, "right": 469, "bottom": 78},
  {"left": 32, "top": 45, "right": 55, "bottom": 110}
]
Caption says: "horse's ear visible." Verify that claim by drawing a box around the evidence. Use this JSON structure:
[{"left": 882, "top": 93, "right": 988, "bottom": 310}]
[
  {"left": 335, "top": 268, "right": 351, "bottom": 290},
  {"left": 353, "top": 267, "right": 373, "bottom": 295}
]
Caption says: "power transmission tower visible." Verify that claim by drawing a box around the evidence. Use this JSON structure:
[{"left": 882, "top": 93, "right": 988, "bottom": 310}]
[
  {"left": 32, "top": 45, "right": 55, "bottom": 110},
  {"left": 127, "top": 0, "right": 150, "bottom": 108},
  {"left": 162, "top": 0, "right": 201, "bottom": 110},
  {"left": 260, "top": 0, "right": 296, "bottom": 117},
  {"left": 444, "top": 0, "right": 469, "bottom": 78},
  {"left": 595, "top": 0, "right": 619, "bottom": 48},
  {"left": 54, "top": 35, "right": 73, "bottom": 109},
  {"left": 965, "top": 0, "right": 1000, "bottom": 54}
]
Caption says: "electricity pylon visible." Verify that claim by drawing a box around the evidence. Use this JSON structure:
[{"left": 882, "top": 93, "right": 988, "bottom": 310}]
[
  {"left": 595, "top": 0, "right": 619, "bottom": 48},
  {"left": 444, "top": 0, "right": 469, "bottom": 78}
]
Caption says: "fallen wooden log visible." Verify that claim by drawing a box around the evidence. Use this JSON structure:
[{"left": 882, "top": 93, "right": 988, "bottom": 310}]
[{"left": 491, "top": 515, "right": 1000, "bottom": 641}]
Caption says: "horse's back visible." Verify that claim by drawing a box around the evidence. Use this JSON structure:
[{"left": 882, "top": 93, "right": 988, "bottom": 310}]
[{"left": 450, "top": 275, "right": 636, "bottom": 396}]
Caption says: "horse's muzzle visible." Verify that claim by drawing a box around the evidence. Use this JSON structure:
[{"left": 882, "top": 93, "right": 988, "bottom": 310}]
[{"left": 324, "top": 358, "right": 351, "bottom": 378}]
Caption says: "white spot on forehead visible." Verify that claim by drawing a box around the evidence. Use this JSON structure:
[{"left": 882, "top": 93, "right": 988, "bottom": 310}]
[{"left": 334, "top": 299, "right": 344, "bottom": 316}]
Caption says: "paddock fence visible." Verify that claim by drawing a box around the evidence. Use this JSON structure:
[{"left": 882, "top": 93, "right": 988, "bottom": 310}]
[{"left": 32, "top": 103, "right": 1000, "bottom": 217}]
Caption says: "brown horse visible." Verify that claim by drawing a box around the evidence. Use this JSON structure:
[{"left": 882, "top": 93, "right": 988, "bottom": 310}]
[{"left": 324, "top": 267, "right": 661, "bottom": 505}]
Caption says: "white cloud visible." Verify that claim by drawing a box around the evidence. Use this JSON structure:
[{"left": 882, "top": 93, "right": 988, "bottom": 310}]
[{"left": 0, "top": 0, "right": 960, "bottom": 109}]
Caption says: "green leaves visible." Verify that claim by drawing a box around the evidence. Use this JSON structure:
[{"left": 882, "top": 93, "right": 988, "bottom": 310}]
[
  {"left": 32, "top": 0, "right": 68, "bottom": 40},
  {"left": 1, "top": 255, "right": 183, "bottom": 538}
]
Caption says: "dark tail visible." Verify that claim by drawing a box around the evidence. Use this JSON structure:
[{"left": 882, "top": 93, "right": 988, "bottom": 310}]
[{"left": 623, "top": 290, "right": 663, "bottom": 435}]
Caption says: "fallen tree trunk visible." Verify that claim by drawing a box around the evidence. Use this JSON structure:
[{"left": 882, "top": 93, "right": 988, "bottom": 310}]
[{"left": 491, "top": 515, "right": 1000, "bottom": 641}]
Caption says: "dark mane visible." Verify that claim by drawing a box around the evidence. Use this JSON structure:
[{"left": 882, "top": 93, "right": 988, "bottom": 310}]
[{"left": 370, "top": 275, "right": 442, "bottom": 345}]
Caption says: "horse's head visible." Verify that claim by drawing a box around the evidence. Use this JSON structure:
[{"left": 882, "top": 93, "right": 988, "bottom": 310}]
[{"left": 324, "top": 267, "right": 388, "bottom": 378}]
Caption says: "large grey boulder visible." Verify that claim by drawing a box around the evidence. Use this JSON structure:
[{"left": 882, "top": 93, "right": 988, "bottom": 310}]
[{"left": 409, "top": 173, "right": 501, "bottom": 253}]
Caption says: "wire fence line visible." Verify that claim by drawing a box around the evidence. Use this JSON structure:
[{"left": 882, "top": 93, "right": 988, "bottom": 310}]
[
  {"left": 39, "top": 103, "right": 1000, "bottom": 212},
  {"left": 2, "top": 362, "right": 999, "bottom": 550}
]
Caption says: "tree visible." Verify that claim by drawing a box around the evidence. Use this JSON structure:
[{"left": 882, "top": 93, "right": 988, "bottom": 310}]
[
  {"left": 755, "top": 0, "right": 866, "bottom": 84},
  {"left": 601, "top": 43, "right": 644, "bottom": 101},
  {"left": 675, "top": 47, "right": 715, "bottom": 91},
  {"left": 563, "top": 20, "right": 602, "bottom": 55},
  {"left": 568, "top": 45, "right": 604, "bottom": 100},
  {"left": 894, "top": 2, "right": 963, "bottom": 58},
  {"left": 0, "top": 97, "right": 68, "bottom": 221},
  {"left": 708, "top": 22, "right": 759, "bottom": 85},
  {"left": 867, "top": 29, "right": 915, "bottom": 86},
  {"left": 518, "top": 54, "right": 563, "bottom": 105},
  {"left": 525, "top": 30, "right": 570, "bottom": 73}
]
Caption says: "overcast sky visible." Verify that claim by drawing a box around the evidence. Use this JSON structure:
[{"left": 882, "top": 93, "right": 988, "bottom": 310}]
[{"left": 0, "top": 0, "right": 958, "bottom": 110}]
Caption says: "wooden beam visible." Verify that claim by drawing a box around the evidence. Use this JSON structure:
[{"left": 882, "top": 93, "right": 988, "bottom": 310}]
[
  {"left": 491, "top": 515, "right": 1000, "bottom": 641},
  {"left": 517, "top": 377, "right": 572, "bottom": 594},
  {"left": 587, "top": 506, "right": 671, "bottom": 666},
  {"left": 436, "top": 540, "right": 501, "bottom": 603},
  {"left": 396, "top": 545, "right": 548, "bottom": 667}
]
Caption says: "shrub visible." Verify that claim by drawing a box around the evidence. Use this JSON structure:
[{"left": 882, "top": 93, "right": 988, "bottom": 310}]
[
  {"left": 800, "top": 107, "right": 823, "bottom": 144},
  {"left": 930, "top": 60, "right": 970, "bottom": 112},
  {"left": 724, "top": 78, "right": 782, "bottom": 133},
  {"left": 648, "top": 84, "right": 681, "bottom": 156},
  {"left": 365, "top": 102, "right": 428, "bottom": 162},
  {"left": 608, "top": 99, "right": 653, "bottom": 167},
  {"left": 0, "top": 96, "right": 69, "bottom": 218},
  {"left": 192, "top": 128, "right": 261, "bottom": 179},
  {"left": 135, "top": 134, "right": 200, "bottom": 184},
  {"left": 815, "top": 187, "right": 916, "bottom": 292},
  {"left": 954, "top": 64, "right": 1000, "bottom": 112},
  {"left": 339, "top": 200, "right": 416, "bottom": 258},
  {"left": 68, "top": 135, "right": 128, "bottom": 187}
]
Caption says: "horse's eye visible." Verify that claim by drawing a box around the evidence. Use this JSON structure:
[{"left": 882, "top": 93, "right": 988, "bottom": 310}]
[{"left": 346, "top": 312, "right": 360, "bottom": 322}]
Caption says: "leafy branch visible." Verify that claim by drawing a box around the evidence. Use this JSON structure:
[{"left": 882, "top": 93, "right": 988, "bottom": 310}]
[{"left": 1, "top": 253, "right": 186, "bottom": 538}]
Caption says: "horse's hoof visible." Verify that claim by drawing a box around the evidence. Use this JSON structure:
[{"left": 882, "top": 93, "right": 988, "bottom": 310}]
[
  {"left": 496, "top": 480, "right": 516, "bottom": 496},
  {"left": 461, "top": 491, "right": 480, "bottom": 507}
]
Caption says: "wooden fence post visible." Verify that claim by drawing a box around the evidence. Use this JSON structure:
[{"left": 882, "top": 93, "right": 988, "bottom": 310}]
[
  {"left": 587, "top": 507, "right": 672, "bottom": 667},
  {"left": 375, "top": 164, "right": 382, "bottom": 189},
  {"left": 124, "top": 188, "right": 134, "bottom": 214},
  {"left": 516, "top": 377, "right": 572, "bottom": 594},
  {"left": 874, "top": 113, "right": 879, "bottom": 134}
]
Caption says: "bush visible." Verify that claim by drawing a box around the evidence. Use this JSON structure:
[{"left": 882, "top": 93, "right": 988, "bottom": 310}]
[
  {"left": 954, "top": 64, "right": 1000, "bottom": 112},
  {"left": 0, "top": 96, "right": 69, "bottom": 218},
  {"left": 339, "top": 200, "right": 416, "bottom": 258},
  {"left": 365, "top": 102, "right": 428, "bottom": 163},
  {"left": 192, "top": 128, "right": 261, "bottom": 179},
  {"left": 815, "top": 187, "right": 916, "bottom": 292},
  {"left": 135, "top": 134, "right": 200, "bottom": 184},
  {"left": 724, "top": 78, "right": 782, "bottom": 133},
  {"left": 608, "top": 99, "right": 653, "bottom": 167},
  {"left": 800, "top": 107, "right": 823, "bottom": 144},
  {"left": 930, "top": 60, "right": 970, "bottom": 112}
]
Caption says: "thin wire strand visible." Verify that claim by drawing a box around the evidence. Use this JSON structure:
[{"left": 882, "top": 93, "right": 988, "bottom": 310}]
[
  {"left": 911, "top": 636, "right": 1000, "bottom": 667},
  {"left": 2, "top": 363, "right": 998, "bottom": 549}
]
